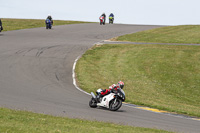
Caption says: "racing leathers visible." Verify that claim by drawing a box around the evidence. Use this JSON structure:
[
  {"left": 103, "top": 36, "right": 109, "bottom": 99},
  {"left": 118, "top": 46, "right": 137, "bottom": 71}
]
[
  {"left": 0, "top": 19, "right": 3, "bottom": 31},
  {"left": 100, "top": 13, "right": 106, "bottom": 23},
  {"left": 100, "top": 84, "right": 119, "bottom": 96},
  {"left": 109, "top": 13, "right": 114, "bottom": 23},
  {"left": 0, "top": 19, "right": 2, "bottom": 26},
  {"left": 47, "top": 16, "right": 53, "bottom": 25}
]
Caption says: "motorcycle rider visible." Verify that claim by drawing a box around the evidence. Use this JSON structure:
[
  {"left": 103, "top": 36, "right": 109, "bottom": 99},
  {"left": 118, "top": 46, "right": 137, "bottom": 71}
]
[
  {"left": 97, "top": 81, "right": 124, "bottom": 101},
  {"left": 109, "top": 13, "right": 114, "bottom": 23},
  {"left": 100, "top": 13, "right": 106, "bottom": 23},
  {"left": 0, "top": 18, "right": 3, "bottom": 31},
  {"left": 46, "top": 14, "right": 53, "bottom": 25}
]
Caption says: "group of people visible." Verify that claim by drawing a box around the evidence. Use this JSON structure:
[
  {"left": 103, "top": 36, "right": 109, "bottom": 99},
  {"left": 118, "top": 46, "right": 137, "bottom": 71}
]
[
  {"left": 1, "top": 13, "right": 115, "bottom": 31},
  {"left": 46, "top": 13, "right": 114, "bottom": 25},
  {"left": 100, "top": 13, "right": 114, "bottom": 24}
]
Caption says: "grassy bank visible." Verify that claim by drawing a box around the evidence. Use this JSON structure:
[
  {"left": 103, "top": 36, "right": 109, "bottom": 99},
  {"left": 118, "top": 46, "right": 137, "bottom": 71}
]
[
  {"left": 76, "top": 44, "right": 200, "bottom": 117},
  {"left": 0, "top": 108, "right": 171, "bottom": 133},
  {"left": 1, "top": 18, "right": 90, "bottom": 31},
  {"left": 116, "top": 25, "right": 200, "bottom": 44}
]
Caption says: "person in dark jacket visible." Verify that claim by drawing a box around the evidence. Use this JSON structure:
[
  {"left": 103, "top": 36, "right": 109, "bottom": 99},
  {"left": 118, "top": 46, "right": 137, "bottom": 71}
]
[
  {"left": 0, "top": 19, "right": 2, "bottom": 26},
  {"left": 46, "top": 14, "right": 53, "bottom": 25},
  {"left": 0, "top": 18, "right": 3, "bottom": 31}
]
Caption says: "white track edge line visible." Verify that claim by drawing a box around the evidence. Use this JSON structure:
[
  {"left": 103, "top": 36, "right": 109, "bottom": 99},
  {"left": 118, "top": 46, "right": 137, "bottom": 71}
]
[{"left": 72, "top": 55, "right": 91, "bottom": 96}]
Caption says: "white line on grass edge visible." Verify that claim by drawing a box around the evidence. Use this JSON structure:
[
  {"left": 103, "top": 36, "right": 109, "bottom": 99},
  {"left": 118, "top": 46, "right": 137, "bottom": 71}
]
[{"left": 72, "top": 55, "right": 91, "bottom": 95}]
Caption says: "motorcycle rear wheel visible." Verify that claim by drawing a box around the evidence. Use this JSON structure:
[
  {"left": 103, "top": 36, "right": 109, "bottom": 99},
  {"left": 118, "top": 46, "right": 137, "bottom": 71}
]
[{"left": 109, "top": 98, "right": 122, "bottom": 111}]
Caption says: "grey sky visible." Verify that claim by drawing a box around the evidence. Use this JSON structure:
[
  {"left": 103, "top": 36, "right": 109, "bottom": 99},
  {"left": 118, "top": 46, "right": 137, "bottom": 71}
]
[{"left": 1, "top": 0, "right": 199, "bottom": 25}]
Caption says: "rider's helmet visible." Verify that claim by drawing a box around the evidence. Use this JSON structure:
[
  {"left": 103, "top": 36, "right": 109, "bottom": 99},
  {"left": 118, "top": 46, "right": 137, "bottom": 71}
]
[
  {"left": 96, "top": 88, "right": 103, "bottom": 94},
  {"left": 118, "top": 81, "right": 124, "bottom": 89},
  {"left": 47, "top": 14, "right": 52, "bottom": 19}
]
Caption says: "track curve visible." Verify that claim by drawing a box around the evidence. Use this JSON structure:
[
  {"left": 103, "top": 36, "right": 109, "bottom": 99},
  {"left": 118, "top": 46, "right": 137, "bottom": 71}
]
[{"left": 0, "top": 23, "right": 199, "bottom": 133}]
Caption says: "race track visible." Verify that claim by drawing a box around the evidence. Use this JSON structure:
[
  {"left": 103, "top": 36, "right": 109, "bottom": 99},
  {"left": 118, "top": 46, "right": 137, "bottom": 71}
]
[{"left": 0, "top": 23, "right": 199, "bottom": 133}]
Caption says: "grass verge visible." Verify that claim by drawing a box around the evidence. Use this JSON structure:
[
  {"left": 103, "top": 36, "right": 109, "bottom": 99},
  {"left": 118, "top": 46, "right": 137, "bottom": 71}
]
[
  {"left": 0, "top": 108, "right": 171, "bottom": 133},
  {"left": 76, "top": 44, "right": 200, "bottom": 117},
  {"left": 115, "top": 25, "right": 200, "bottom": 44},
  {"left": 1, "top": 18, "right": 90, "bottom": 31}
]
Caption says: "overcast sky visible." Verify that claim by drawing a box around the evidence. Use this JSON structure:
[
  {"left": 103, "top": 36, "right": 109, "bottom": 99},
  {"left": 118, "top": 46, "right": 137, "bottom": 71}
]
[{"left": 1, "top": 0, "right": 199, "bottom": 25}]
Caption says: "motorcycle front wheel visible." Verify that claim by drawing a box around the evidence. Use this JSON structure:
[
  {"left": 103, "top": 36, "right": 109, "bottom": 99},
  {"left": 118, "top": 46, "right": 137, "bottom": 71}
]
[
  {"left": 89, "top": 98, "right": 97, "bottom": 108},
  {"left": 109, "top": 98, "right": 122, "bottom": 111}
]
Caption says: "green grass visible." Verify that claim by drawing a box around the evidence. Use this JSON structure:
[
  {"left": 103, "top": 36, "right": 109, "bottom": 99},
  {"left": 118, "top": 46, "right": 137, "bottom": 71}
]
[
  {"left": 1, "top": 18, "right": 90, "bottom": 31},
  {"left": 0, "top": 108, "right": 172, "bottom": 133},
  {"left": 76, "top": 44, "right": 200, "bottom": 117},
  {"left": 116, "top": 25, "right": 200, "bottom": 44}
]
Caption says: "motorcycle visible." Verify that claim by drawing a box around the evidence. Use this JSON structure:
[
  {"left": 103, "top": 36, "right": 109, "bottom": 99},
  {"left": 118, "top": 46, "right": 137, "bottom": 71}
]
[
  {"left": 0, "top": 26, "right": 2, "bottom": 32},
  {"left": 45, "top": 19, "right": 52, "bottom": 29},
  {"left": 99, "top": 16, "right": 105, "bottom": 25},
  {"left": 109, "top": 17, "right": 114, "bottom": 24},
  {"left": 89, "top": 88, "right": 125, "bottom": 111}
]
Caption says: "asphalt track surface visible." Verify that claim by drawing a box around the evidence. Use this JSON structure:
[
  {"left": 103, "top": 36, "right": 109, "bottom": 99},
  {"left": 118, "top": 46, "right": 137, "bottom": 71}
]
[{"left": 0, "top": 23, "right": 199, "bottom": 133}]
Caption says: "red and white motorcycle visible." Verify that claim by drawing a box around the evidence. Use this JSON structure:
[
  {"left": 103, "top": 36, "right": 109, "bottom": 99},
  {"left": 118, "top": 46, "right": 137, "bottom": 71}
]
[
  {"left": 89, "top": 88, "right": 125, "bottom": 111},
  {"left": 99, "top": 16, "right": 105, "bottom": 25}
]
